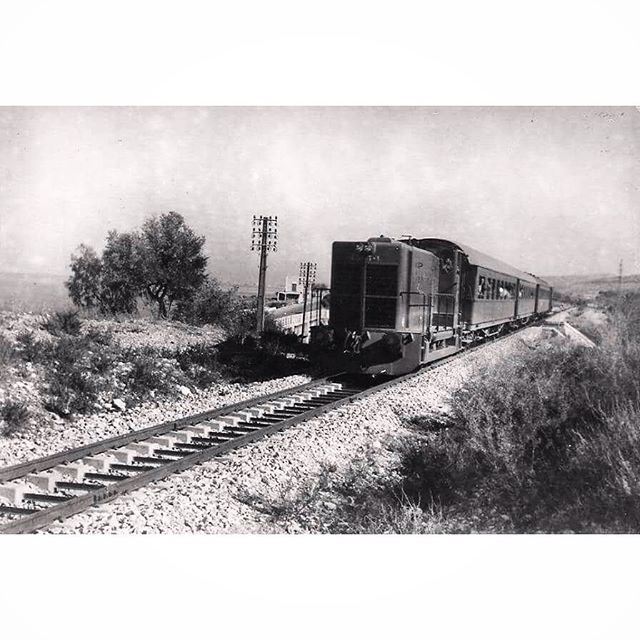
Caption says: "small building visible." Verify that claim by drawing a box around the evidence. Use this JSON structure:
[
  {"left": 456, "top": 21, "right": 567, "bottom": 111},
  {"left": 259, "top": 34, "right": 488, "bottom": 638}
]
[
  {"left": 275, "top": 275, "right": 303, "bottom": 304},
  {"left": 267, "top": 294, "right": 330, "bottom": 341}
]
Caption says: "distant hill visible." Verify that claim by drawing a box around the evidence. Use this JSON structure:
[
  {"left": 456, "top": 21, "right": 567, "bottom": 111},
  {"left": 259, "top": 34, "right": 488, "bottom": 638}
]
[
  {"left": 0, "top": 271, "right": 70, "bottom": 312},
  {"left": 0, "top": 272, "right": 277, "bottom": 313},
  {"left": 545, "top": 273, "right": 640, "bottom": 300}
]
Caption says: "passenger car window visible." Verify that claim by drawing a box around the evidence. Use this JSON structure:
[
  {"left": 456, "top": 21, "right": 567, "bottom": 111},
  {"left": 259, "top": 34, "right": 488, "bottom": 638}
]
[{"left": 478, "top": 276, "right": 486, "bottom": 299}]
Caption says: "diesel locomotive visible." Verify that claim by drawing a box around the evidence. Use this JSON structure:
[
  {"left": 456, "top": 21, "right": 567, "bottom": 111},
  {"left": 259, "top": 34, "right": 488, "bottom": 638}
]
[{"left": 312, "top": 236, "right": 552, "bottom": 375}]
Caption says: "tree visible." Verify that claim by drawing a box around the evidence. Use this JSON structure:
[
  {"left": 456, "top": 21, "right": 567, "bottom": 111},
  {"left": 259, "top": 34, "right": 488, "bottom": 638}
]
[
  {"left": 173, "top": 279, "right": 239, "bottom": 326},
  {"left": 100, "top": 230, "right": 144, "bottom": 314},
  {"left": 66, "top": 245, "right": 103, "bottom": 309},
  {"left": 138, "top": 212, "right": 208, "bottom": 317},
  {"left": 66, "top": 211, "right": 208, "bottom": 318}
]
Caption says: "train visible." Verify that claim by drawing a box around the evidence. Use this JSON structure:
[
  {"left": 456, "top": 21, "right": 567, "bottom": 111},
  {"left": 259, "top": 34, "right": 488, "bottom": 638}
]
[{"left": 311, "top": 236, "right": 553, "bottom": 375}]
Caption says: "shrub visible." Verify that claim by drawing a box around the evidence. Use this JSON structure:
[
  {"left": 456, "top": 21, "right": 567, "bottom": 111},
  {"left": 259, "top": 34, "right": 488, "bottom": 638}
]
[
  {"left": 43, "top": 336, "right": 103, "bottom": 416},
  {"left": 173, "top": 279, "right": 239, "bottom": 327},
  {"left": 0, "top": 400, "right": 30, "bottom": 436},
  {"left": 172, "top": 344, "right": 223, "bottom": 387},
  {"left": 124, "top": 347, "right": 187, "bottom": 398},
  {"left": 393, "top": 312, "right": 640, "bottom": 532},
  {"left": 0, "top": 334, "right": 16, "bottom": 365},
  {"left": 42, "top": 310, "right": 83, "bottom": 337},
  {"left": 259, "top": 325, "right": 300, "bottom": 356},
  {"left": 239, "top": 453, "right": 446, "bottom": 534},
  {"left": 84, "top": 326, "right": 114, "bottom": 346},
  {"left": 15, "top": 331, "right": 50, "bottom": 363}
]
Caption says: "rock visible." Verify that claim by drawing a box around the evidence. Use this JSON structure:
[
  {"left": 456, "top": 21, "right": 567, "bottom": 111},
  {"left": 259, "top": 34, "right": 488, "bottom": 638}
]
[
  {"left": 323, "top": 501, "right": 337, "bottom": 511},
  {"left": 177, "top": 385, "right": 192, "bottom": 397},
  {"left": 112, "top": 398, "right": 126, "bottom": 411}
]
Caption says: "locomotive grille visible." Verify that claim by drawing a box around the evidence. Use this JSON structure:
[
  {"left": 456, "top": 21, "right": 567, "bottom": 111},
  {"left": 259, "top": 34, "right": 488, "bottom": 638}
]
[
  {"left": 364, "top": 298, "right": 397, "bottom": 328},
  {"left": 331, "top": 260, "right": 363, "bottom": 330},
  {"left": 365, "top": 264, "right": 398, "bottom": 297},
  {"left": 364, "top": 264, "right": 398, "bottom": 328}
]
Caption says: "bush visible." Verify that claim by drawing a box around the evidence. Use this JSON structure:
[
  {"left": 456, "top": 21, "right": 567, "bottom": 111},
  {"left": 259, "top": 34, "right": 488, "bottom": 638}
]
[
  {"left": 43, "top": 336, "right": 103, "bottom": 416},
  {"left": 252, "top": 295, "right": 640, "bottom": 533},
  {"left": 173, "top": 279, "right": 239, "bottom": 327},
  {"left": 0, "top": 334, "right": 16, "bottom": 365},
  {"left": 240, "top": 453, "right": 446, "bottom": 534},
  {"left": 259, "top": 324, "right": 300, "bottom": 356},
  {"left": 84, "top": 326, "right": 114, "bottom": 346},
  {"left": 393, "top": 307, "right": 640, "bottom": 532},
  {"left": 0, "top": 400, "right": 30, "bottom": 436},
  {"left": 172, "top": 344, "right": 223, "bottom": 387},
  {"left": 125, "top": 347, "right": 188, "bottom": 398},
  {"left": 42, "top": 310, "right": 83, "bottom": 337},
  {"left": 15, "top": 331, "right": 50, "bottom": 363}
]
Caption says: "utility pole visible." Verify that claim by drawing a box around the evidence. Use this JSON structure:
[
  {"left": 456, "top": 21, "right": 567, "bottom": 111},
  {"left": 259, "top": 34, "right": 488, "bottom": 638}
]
[
  {"left": 618, "top": 258, "right": 623, "bottom": 295},
  {"left": 251, "top": 215, "right": 278, "bottom": 334},
  {"left": 315, "top": 286, "right": 329, "bottom": 325},
  {"left": 299, "top": 261, "right": 316, "bottom": 342}
]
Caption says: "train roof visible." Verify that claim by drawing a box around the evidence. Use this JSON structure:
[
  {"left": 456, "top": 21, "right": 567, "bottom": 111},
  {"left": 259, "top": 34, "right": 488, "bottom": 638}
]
[
  {"left": 267, "top": 299, "right": 324, "bottom": 319},
  {"left": 411, "top": 238, "right": 550, "bottom": 287}
]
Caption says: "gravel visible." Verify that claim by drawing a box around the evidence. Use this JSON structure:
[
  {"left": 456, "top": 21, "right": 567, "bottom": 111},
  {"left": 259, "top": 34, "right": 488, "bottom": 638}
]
[
  {"left": 0, "top": 375, "right": 311, "bottom": 468},
  {"left": 0, "top": 311, "right": 225, "bottom": 350},
  {"left": 38, "top": 326, "right": 553, "bottom": 534}
]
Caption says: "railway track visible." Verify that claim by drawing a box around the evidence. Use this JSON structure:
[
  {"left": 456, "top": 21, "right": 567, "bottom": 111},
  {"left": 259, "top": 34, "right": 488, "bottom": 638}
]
[
  {"left": 0, "top": 313, "right": 568, "bottom": 534},
  {"left": 0, "top": 374, "right": 385, "bottom": 533}
]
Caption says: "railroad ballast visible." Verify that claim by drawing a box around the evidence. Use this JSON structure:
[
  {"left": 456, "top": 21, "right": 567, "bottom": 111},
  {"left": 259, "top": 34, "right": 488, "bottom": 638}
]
[{"left": 312, "top": 237, "right": 553, "bottom": 375}]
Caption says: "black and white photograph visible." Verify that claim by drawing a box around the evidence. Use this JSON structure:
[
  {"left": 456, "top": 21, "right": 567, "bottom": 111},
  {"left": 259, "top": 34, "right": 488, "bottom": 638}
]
[
  {"left": 1, "top": 104, "right": 638, "bottom": 535},
  {"left": 1, "top": 1, "right": 639, "bottom": 638}
]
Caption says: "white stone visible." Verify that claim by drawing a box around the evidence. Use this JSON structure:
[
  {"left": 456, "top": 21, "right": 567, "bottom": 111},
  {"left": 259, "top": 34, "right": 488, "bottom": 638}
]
[
  {"left": 25, "top": 472, "right": 58, "bottom": 492},
  {"left": 149, "top": 436, "right": 177, "bottom": 448},
  {"left": 54, "top": 463, "right": 90, "bottom": 481},
  {"left": 167, "top": 430, "right": 192, "bottom": 443},
  {"left": 129, "top": 442, "right": 159, "bottom": 456},
  {"left": 112, "top": 398, "right": 126, "bottom": 411},
  {"left": 177, "top": 385, "right": 192, "bottom": 397},
  {"left": 81, "top": 456, "right": 113, "bottom": 472},
  {"left": 0, "top": 483, "right": 26, "bottom": 504},
  {"left": 237, "top": 408, "right": 264, "bottom": 420},
  {"left": 110, "top": 449, "right": 138, "bottom": 464}
]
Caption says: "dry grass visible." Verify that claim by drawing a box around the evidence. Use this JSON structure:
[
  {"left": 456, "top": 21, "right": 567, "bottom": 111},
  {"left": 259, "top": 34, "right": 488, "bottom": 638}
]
[
  {"left": 250, "top": 292, "right": 640, "bottom": 534},
  {"left": 0, "top": 400, "right": 30, "bottom": 436}
]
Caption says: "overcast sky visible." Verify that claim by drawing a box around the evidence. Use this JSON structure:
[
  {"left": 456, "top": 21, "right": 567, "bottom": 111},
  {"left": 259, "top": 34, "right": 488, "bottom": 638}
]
[{"left": 0, "top": 106, "right": 638, "bottom": 286}]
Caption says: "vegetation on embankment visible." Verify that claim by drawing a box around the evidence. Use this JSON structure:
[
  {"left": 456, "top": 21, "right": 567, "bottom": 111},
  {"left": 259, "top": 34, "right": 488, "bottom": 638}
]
[
  {"left": 252, "top": 292, "right": 640, "bottom": 533},
  {"left": 0, "top": 309, "right": 310, "bottom": 434}
]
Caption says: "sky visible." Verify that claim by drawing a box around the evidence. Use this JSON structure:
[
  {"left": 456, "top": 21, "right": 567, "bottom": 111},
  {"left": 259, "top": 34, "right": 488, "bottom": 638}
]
[{"left": 0, "top": 106, "right": 638, "bottom": 287}]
